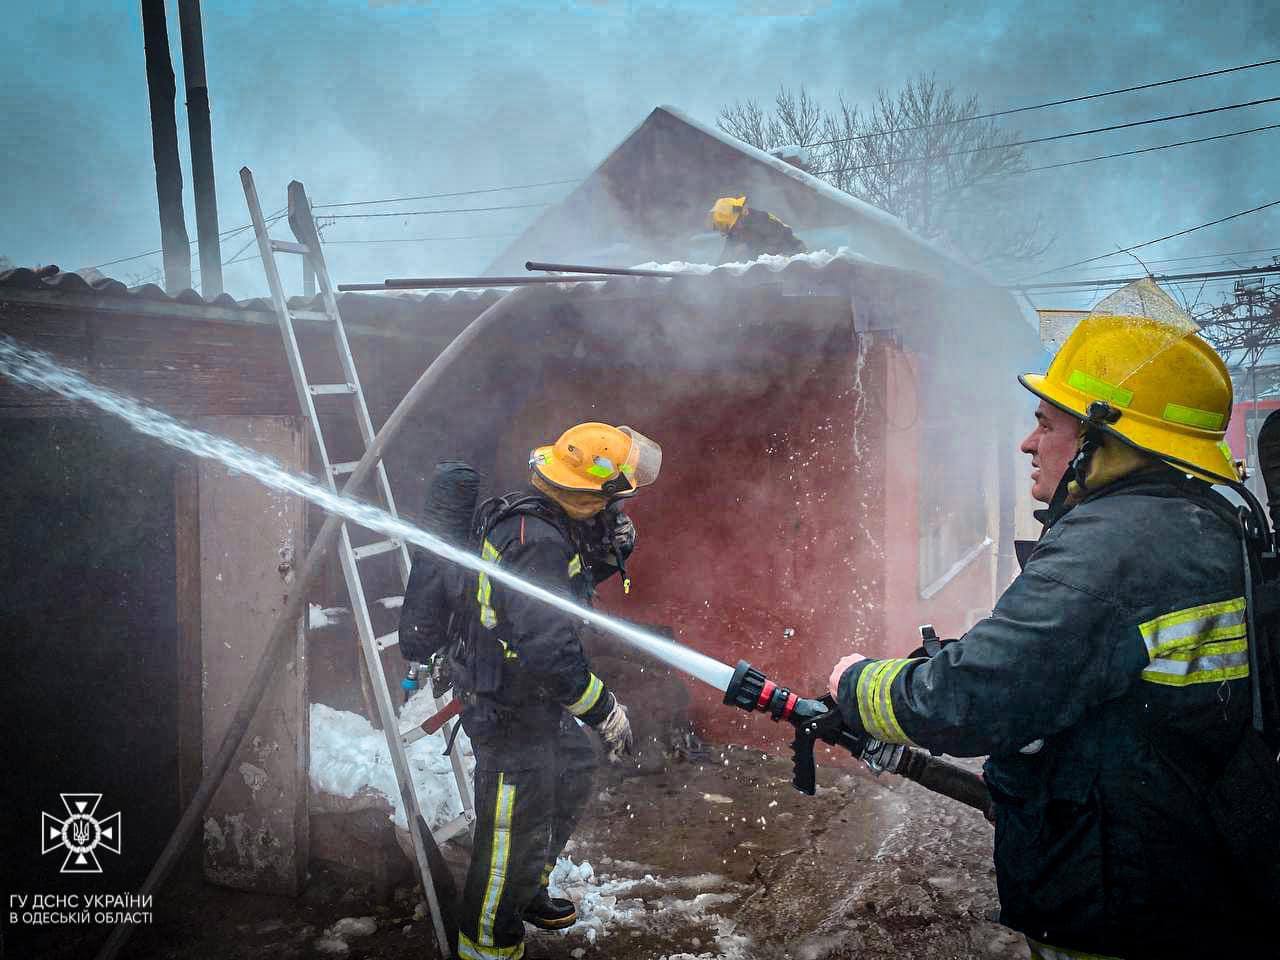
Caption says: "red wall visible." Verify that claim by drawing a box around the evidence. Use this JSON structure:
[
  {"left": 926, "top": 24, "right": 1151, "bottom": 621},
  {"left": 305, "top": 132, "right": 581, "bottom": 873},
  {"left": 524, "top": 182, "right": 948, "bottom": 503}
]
[{"left": 497, "top": 335, "right": 1000, "bottom": 749}]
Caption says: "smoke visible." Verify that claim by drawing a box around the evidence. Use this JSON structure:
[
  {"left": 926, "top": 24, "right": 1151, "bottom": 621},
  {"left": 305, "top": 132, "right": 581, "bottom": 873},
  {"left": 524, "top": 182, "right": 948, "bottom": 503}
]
[{"left": 6, "top": 1, "right": 1278, "bottom": 299}]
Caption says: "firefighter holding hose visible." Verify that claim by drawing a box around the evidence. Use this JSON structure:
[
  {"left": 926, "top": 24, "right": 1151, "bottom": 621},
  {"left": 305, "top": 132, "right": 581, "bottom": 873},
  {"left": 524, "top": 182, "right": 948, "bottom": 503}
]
[
  {"left": 826, "top": 280, "right": 1275, "bottom": 958},
  {"left": 454, "top": 422, "right": 660, "bottom": 960}
]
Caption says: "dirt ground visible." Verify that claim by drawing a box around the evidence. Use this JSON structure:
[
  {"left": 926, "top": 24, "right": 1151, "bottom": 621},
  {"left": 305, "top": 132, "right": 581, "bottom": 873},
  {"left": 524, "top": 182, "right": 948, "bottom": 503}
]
[{"left": 41, "top": 748, "right": 1029, "bottom": 960}]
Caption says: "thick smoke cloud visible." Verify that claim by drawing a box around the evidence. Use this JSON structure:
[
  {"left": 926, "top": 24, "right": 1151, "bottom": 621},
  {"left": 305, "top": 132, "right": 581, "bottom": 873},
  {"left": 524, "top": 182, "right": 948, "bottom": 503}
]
[{"left": 2, "top": 0, "right": 1278, "bottom": 306}]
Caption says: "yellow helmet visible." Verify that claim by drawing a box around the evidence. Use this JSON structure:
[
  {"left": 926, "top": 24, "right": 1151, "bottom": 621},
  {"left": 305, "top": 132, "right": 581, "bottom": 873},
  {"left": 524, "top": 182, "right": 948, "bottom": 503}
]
[
  {"left": 709, "top": 196, "right": 746, "bottom": 234},
  {"left": 1020, "top": 279, "right": 1238, "bottom": 484},
  {"left": 530, "top": 422, "right": 662, "bottom": 497}
]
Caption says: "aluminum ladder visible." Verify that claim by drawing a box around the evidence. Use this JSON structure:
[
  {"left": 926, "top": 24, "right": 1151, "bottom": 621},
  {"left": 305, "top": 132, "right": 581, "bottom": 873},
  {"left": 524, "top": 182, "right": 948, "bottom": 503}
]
[{"left": 240, "top": 167, "right": 473, "bottom": 956}]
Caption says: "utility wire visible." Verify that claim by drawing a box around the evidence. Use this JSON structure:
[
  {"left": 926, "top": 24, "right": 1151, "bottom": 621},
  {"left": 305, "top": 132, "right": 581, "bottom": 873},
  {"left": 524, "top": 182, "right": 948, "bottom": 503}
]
[
  {"left": 1018, "top": 199, "right": 1280, "bottom": 280},
  {"left": 324, "top": 232, "right": 522, "bottom": 244},
  {"left": 313, "top": 178, "right": 583, "bottom": 210},
  {"left": 219, "top": 212, "right": 288, "bottom": 268},
  {"left": 1013, "top": 263, "right": 1280, "bottom": 292},
  {"left": 811, "top": 57, "right": 1280, "bottom": 147},
  {"left": 88, "top": 208, "right": 286, "bottom": 270},
  {"left": 326, "top": 201, "right": 552, "bottom": 220},
  {"left": 1015, "top": 121, "right": 1280, "bottom": 174},
  {"left": 812, "top": 95, "right": 1280, "bottom": 177}
]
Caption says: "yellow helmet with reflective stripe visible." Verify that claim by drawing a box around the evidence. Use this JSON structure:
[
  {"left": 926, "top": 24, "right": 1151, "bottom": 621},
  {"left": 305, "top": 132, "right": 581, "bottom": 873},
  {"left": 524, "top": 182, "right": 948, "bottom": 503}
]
[
  {"left": 709, "top": 196, "right": 746, "bottom": 234},
  {"left": 530, "top": 422, "right": 662, "bottom": 497},
  {"left": 1020, "top": 279, "right": 1238, "bottom": 484}
]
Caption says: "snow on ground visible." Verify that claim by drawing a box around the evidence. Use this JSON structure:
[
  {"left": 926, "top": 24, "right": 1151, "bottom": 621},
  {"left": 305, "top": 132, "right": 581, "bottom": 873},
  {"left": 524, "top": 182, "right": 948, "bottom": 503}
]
[
  {"left": 544, "top": 856, "right": 753, "bottom": 959},
  {"left": 308, "top": 603, "right": 349, "bottom": 628},
  {"left": 631, "top": 246, "right": 865, "bottom": 276},
  {"left": 309, "top": 694, "right": 473, "bottom": 830}
]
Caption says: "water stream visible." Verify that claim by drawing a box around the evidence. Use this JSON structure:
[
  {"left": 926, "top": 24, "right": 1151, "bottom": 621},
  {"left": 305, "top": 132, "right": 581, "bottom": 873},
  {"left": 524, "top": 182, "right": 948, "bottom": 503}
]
[{"left": 0, "top": 334, "right": 737, "bottom": 694}]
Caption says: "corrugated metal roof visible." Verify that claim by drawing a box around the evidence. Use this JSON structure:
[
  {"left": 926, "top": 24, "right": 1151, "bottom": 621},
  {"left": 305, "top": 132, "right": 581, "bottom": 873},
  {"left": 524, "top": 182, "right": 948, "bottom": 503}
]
[{"left": 0, "top": 266, "right": 510, "bottom": 320}]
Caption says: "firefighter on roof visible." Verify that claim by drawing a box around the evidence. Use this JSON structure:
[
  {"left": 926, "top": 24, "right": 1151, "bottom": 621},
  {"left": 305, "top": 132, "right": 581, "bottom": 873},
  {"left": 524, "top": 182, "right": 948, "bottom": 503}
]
[
  {"left": 709, "top": 195, "right": 806, "bottom": 263},
  {"left": 455, "top": 422, "right": 660, "bottom": 960},
  {"left": 828, "top": 279, "right": 1276, "bottom": 957}
]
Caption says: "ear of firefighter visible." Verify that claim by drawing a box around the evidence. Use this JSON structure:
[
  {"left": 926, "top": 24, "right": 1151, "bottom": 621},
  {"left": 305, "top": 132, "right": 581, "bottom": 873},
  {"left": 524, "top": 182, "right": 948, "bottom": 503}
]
[
  {"left": 709, "top": 196, "right": 746, "bottom": 234},
  {"left": 1020, "top": 278, "right": 1238, "bottom": 484}
]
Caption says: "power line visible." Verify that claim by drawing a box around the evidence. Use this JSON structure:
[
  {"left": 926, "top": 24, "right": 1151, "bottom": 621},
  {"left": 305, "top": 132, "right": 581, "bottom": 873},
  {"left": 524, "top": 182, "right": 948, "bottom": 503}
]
[
  {"left": 1013, "top": 263, "right": 1280, "bottom": 292},
  {"left": 324, "top": 233, "right": 522, "bottom": 244},
  {"left": 326, "top": 201, "right": 552, "bottom": 220},
  {"left": 313, "top": 177, "right": 583, "bottom": 210},
  {"left": 811, "top": 57, "right": 1280, "bottom": 148},
  {"left": 1014, "top": 121, "right": 1280, "bottom": 175},
  {"left": 812, "top": 95, "right": 1280, "bottom": 178},
  {"left": 1061, "top": 245, "right": 1280, "bottom": 271},
  {"left": 219, "top": 212, "right": 288, "bottom": 268},
  {"left": 1018, "top": 199, "right": 1280, "bottom": 280},
  {"left": 88, "top": 208, "right": 285, "bottom": 270}
]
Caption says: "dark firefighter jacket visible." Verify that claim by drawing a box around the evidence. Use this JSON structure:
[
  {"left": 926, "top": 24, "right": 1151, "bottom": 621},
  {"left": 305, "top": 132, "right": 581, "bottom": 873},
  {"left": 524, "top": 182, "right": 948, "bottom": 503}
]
[
  {"left": 835, "top": 468, "right": 1262, "bottom": 957},
  {"left": 457, "top": 491, "right": 625, "bottom": 762},
  {"left": 719, "top": 208, "right": 806, "bottom": 263}
]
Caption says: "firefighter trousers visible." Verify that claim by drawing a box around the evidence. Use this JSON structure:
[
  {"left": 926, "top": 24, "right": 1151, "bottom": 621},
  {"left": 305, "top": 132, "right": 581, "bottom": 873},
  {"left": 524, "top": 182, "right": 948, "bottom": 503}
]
[{"left": 457, "top": 714, "right": 597, "bottom": 960}]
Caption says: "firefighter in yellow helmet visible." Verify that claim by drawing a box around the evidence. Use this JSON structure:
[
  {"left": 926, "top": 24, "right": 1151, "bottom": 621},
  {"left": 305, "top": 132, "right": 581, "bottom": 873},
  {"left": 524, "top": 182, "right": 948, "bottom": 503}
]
[
  {"left": 826, "top": 280, "right": 1275, "bottom": 956},
  {"left": 708, "top": 195, "right": 806, "bottom": 263},
  {"left": 455, "top": 423, "right": 660, "bottom": 960}
]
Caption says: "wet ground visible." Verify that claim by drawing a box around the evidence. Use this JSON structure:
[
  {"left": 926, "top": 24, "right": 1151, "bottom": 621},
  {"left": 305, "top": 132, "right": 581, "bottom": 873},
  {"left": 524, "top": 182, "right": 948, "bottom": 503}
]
[{"left": 47, "top": 748, "right": 1028, "bottom": 960}]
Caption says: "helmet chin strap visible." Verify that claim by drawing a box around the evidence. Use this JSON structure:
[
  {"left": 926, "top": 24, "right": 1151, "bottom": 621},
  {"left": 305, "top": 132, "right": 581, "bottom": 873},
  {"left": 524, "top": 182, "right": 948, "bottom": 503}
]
[{"left": 1069, "top": 401, "right": 1123, "bottom": 497}]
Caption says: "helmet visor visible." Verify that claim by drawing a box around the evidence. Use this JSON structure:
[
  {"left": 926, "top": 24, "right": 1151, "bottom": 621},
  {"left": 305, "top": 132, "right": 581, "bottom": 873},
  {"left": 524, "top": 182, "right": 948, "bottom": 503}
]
[
  {"left": 619, "top": 426, "right": 661, "bottom": 489},
  {"left": 1087, "top": 278, "right": 1201, "bottom": 390}
]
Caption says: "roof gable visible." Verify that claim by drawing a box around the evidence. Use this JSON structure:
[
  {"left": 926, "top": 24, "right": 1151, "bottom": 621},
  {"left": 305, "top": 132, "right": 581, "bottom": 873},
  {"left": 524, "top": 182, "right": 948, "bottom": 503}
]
[{"left": 486, "top": 105, "right": 980, "bottom": 283}]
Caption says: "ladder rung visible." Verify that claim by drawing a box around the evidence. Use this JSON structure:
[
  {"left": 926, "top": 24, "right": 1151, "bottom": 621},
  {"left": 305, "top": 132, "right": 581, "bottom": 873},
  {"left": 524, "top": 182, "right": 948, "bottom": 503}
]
[
  {"left": 352, "top": 539, "right": 401, "bottom": 560},
  {"left": 330, "top": 461, "right": 360, "bottom": 476},
  {"left": 289, "top": 309, "right": 332, "bottom": 323},
  {"left": 307, "top": 382, "right": 356, "bottom": 396},
  {"left": 375, "top": 631, "right": 399, "bottom": 651},
  {"left": 431, "top": 812, "right": 473, "bottom": 844},
  {"left": 402, "top": 724, "right": 428, "bottom": 748},
  {"left": 270, "top": 239, "right": 310, "bottom": 255}
]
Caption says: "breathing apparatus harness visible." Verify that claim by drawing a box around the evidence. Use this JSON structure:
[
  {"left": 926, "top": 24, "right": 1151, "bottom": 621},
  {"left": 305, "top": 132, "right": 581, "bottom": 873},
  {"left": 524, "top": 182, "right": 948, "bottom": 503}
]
[{"left": 1048, "top": 397, "right": 1279, "bottom": 752}]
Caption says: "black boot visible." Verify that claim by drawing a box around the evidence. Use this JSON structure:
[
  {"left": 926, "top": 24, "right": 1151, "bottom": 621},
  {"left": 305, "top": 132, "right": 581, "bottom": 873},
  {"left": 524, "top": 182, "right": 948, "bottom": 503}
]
[{"left": 522, "top": 888, "right": 577, "bottom": 930}]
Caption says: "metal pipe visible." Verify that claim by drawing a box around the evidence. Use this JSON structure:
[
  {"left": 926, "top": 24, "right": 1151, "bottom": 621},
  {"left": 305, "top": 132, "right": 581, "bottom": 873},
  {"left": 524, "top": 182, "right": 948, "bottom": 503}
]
[
  {"left": 525, "top": 260, "right": 683, "bottom": 278},
  {"left": 337, "top": 275, "right": 611, "bottom": 292},
  {"left": 95, "top": 287, "right": 525, "bottom": 960}
]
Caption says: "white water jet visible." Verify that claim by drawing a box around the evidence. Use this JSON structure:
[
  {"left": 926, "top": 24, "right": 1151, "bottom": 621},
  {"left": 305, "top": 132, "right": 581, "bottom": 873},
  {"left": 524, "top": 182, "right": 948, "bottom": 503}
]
[{"left": 0, "top": 335, "right": 736, "bottom": 693}]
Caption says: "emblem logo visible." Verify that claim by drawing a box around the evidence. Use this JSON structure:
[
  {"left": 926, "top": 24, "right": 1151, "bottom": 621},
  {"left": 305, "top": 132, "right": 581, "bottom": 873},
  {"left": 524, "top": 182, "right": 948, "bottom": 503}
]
[{"left": 41, "top": 794, "right": 122, "bottom": 874}]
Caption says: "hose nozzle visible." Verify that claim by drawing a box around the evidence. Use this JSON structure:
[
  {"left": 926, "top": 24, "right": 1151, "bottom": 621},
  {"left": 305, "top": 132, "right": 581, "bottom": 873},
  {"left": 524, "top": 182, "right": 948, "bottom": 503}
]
[{"left": 723, "top": 659, "right": 809, "bottom": 723}]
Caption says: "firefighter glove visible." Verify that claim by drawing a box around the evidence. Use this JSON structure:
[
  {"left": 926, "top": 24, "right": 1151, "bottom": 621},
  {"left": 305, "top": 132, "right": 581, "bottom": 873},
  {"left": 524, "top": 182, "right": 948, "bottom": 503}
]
[{"left": 597, "top": 696, "right": 634, "bottom": 761}]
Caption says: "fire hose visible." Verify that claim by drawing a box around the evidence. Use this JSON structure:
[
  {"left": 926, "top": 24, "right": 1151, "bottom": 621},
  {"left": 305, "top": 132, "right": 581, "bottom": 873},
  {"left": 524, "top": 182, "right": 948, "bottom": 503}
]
[{"left": 722, "top": 660, "right": 994, "bottom": 818}]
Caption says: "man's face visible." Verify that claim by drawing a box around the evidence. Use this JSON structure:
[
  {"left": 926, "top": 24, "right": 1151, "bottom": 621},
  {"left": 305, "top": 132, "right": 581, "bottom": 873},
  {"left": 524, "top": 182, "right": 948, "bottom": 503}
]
[{"left": 1019, "top": 400, "right": 1081, "bottom": 503}]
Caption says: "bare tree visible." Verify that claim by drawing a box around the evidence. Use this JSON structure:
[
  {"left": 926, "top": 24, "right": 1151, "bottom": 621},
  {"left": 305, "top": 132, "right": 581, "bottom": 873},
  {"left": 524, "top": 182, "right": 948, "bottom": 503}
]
[
  {"left": 718, "top": 85, "right": 823, "bottom": 153},
  {"left": 718, "top": 76, "right": 1052, "bottom": 269}
]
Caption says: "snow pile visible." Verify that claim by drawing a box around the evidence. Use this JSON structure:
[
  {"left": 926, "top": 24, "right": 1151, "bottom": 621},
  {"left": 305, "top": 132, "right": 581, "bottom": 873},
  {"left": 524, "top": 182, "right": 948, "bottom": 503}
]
[
  {"left": 768, "top": 144, "right": 814, "bottom": 170},
  {"left": 631, "top": 246, "right": 864, "bottom": 276},
  {"left": 308, "top": 603, "right": 349, "bottom": 628},
  {"left": 309, "top": 697, "right": 473, "bottom": 830},
  {"left": 544, "top": 857, "right": 752, "bottom": 958}
]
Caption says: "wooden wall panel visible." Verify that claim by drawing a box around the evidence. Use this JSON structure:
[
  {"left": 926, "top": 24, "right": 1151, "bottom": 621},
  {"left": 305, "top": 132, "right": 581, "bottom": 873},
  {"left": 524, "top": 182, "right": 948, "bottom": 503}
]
[{"left": 198, "top": 416, "right": 309, "bottom": 895}]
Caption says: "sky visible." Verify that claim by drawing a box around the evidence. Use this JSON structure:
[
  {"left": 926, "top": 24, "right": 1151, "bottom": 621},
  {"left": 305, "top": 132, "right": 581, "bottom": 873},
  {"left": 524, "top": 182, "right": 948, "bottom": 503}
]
[{"left": 3, "top": 0, "right": 1279, "bottom": 313}]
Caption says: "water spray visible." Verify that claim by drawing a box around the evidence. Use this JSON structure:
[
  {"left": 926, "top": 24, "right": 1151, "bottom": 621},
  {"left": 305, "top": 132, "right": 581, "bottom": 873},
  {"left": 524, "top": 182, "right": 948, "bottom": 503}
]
[{"left": 0, "top": 334, "right": 736, "bottom": 695}]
